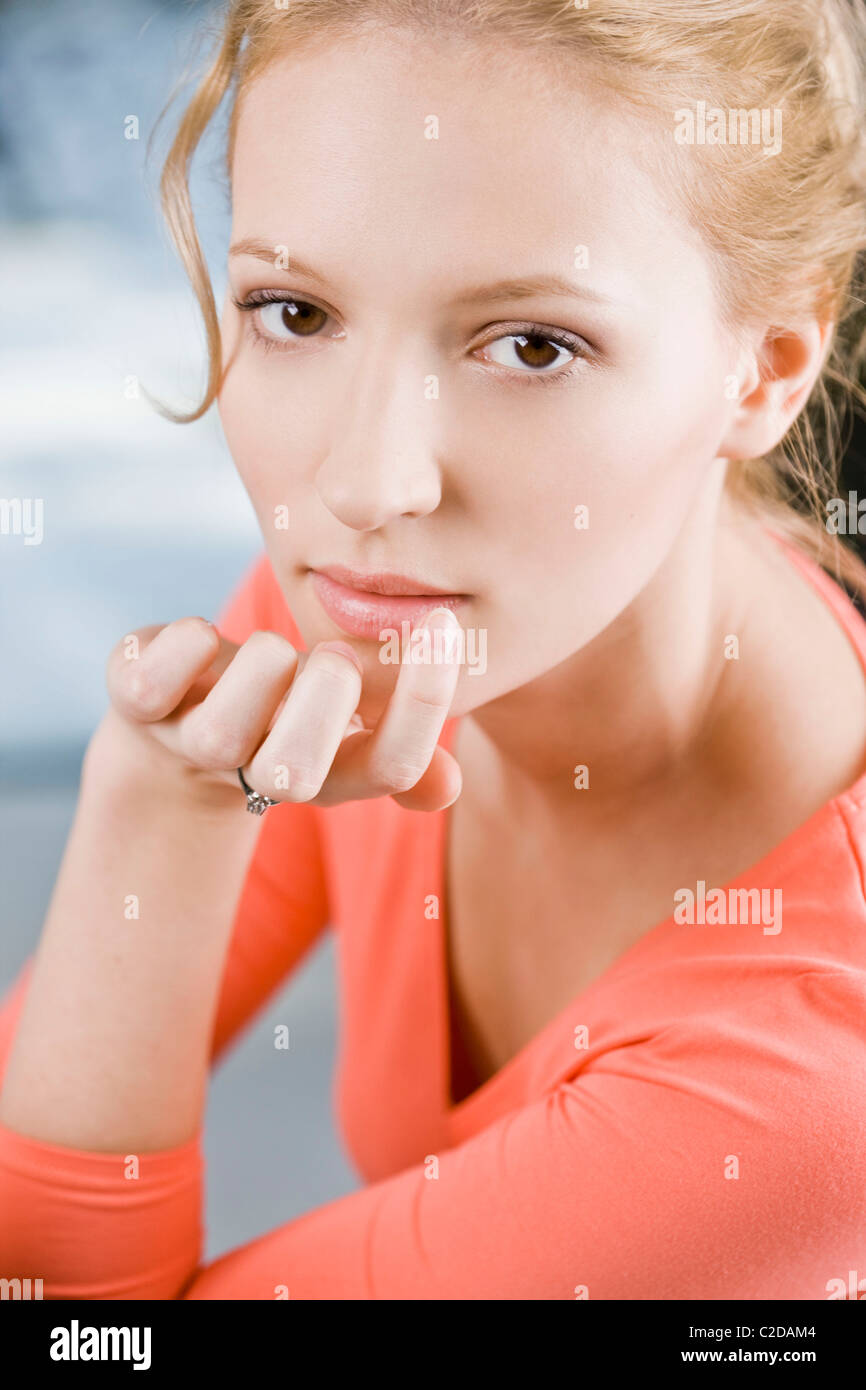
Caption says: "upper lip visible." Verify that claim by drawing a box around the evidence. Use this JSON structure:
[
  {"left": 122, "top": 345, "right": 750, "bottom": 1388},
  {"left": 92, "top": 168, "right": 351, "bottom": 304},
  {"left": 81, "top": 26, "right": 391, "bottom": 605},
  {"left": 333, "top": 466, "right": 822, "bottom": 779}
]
[{"left": 312, "top": 565, "right": 464, "bottom": 597}]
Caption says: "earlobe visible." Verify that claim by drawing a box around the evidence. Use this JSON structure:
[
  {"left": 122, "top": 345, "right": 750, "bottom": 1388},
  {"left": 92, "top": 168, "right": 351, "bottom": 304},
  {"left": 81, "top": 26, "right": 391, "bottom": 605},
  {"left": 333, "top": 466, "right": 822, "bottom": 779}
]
[{"left": 717, "top": 318, "right": 833, "bottom": 462}]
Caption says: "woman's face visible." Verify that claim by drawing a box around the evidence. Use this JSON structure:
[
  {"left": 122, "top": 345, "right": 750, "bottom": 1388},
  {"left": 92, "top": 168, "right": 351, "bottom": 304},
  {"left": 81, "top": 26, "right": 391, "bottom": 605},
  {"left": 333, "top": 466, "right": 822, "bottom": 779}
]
[{"left": 219, "top": 27, "right": 743, "bottom": 724}]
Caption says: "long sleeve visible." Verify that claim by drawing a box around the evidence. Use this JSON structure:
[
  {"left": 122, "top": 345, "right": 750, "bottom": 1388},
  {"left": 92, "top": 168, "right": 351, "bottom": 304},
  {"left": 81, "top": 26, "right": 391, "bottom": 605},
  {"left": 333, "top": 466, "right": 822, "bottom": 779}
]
[
  {"left": 4, "top": 546, "right": 865, "bottom": 1298},
  {"left": 0, "top": 554, "right": 331, "bottom": 1298},
  {"left": 207, "top": 553, "right": 330, "bottom": 1064},
  {"left": 179, "top": 966, "right": 866, "bottom": 1300}
]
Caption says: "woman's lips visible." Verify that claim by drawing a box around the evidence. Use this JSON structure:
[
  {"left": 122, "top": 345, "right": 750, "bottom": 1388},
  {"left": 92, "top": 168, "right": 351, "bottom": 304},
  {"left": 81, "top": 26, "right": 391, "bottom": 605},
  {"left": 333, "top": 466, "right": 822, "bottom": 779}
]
[{"left": 309, "top": 569, "right": 468, "bottom": 640}]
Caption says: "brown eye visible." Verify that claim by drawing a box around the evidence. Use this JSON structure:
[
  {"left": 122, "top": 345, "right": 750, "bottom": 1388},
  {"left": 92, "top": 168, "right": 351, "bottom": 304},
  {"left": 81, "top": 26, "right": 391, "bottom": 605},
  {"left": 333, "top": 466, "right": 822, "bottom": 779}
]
[
  {"left": 259, "top": 299, "right": 328, "bottom": 339},
  {"left": 482, "top": 329, "right": 578, "bottom": 376},
  {"left": 512, "top": 334, "right": 562, "bottom": 370}
]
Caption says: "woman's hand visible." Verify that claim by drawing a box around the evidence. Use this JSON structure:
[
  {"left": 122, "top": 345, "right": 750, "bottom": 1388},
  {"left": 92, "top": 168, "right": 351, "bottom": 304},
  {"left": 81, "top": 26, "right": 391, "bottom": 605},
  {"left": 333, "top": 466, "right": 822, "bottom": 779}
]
[{"left": 96, "top": 609, "right": 463, "bottom": 813}]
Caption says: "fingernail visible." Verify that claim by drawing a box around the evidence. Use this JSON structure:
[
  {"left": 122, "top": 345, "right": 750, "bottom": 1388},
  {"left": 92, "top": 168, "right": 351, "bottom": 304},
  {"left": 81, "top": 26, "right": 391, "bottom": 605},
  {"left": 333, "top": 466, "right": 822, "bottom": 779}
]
[
  {"left": 424, "top": 606, "right": 460, "bottom": 630},
  {"left": 423, "top": 606, "right": 462, "bottom": 662},
  {"left": 316, "top": 640, "right": 364, "bottom": 675}
]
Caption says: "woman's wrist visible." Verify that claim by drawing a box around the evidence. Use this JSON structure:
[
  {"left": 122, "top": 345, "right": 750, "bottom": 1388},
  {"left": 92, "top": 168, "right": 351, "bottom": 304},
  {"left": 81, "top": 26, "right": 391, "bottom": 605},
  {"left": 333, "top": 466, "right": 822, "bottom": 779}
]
[
  {"left": 82, "top": 705, "right": 245, "bottom": 816},
  {"left": 0, "top": 709, "right": 263, "bottom": 1152}
]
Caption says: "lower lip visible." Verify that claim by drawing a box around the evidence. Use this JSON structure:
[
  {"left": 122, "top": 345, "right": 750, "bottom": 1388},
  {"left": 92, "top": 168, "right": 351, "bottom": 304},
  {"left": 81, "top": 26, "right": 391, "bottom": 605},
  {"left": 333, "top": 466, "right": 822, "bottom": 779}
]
[{"left": 310, "top": 571, "right": 468, "bottom": 640}]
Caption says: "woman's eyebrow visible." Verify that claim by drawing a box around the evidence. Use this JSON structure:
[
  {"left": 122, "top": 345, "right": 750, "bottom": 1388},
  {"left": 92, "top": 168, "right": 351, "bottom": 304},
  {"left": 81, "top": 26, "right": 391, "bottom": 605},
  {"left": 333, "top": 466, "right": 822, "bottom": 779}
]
[
  {"left": 449, "top": 274, "right": 622, "bottom": 309},
  {"left": 229, "top": 240, "right": 331, "bottom": 287},
  {"left": 229, "top": 239, "right": 621, "bottom": 309}
]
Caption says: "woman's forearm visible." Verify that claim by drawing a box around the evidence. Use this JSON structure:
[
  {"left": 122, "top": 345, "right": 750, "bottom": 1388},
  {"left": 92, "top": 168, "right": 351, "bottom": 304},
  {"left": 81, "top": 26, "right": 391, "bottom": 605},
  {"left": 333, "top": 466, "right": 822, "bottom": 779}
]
[{"left": 0, "top": 712, "right": 263, "bottom": 1152}]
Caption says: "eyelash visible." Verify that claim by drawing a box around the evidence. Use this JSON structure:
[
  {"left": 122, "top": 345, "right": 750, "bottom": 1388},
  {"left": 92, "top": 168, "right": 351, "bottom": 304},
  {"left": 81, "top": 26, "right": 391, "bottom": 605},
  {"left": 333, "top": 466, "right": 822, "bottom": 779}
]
[{"left": 230, "top": 290, "right": 592, "bottom": 385}]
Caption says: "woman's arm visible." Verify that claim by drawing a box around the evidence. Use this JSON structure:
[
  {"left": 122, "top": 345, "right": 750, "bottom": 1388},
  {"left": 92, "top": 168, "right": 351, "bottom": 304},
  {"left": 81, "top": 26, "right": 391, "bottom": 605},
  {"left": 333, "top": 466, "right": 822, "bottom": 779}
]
[
  {"left": 0, "top": 592, "right": 459, "bottom": 1153},
  {"left": 0, "top": 710, "right": 262, "bottom": 1153},
  {"left": 0, "top": 594, "right": 462, "bottom": 1296}
]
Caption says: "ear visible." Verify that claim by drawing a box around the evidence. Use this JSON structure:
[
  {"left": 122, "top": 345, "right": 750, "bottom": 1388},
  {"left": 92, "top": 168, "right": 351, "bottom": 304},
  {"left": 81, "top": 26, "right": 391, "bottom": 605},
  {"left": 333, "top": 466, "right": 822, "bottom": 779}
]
[{"left": 718, "top": 318, "right": 834, "bottom": 461}]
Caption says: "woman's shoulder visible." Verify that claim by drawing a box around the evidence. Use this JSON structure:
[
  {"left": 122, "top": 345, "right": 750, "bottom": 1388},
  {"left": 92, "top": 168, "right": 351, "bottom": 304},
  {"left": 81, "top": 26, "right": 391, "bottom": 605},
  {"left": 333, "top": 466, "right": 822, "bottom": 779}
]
[{"left": 573, "top": 924, "right": 866, "bottom": 1172}]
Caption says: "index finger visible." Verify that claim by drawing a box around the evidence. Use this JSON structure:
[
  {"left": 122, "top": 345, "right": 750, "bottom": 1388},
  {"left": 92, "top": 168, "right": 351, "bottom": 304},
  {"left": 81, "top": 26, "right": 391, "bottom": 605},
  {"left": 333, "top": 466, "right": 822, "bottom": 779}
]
[{"left": 324, "top": 606, "right": 463, "bottom": 803}]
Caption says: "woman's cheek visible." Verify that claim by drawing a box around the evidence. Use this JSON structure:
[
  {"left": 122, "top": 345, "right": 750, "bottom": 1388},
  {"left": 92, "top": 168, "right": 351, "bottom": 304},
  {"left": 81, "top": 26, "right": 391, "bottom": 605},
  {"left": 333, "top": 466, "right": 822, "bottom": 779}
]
[
  {"left": 218, "top": 383, "right": 281, "bottom": 502},
  {"left": 487, "top": 460, "right": 664, "bottom": 656}
]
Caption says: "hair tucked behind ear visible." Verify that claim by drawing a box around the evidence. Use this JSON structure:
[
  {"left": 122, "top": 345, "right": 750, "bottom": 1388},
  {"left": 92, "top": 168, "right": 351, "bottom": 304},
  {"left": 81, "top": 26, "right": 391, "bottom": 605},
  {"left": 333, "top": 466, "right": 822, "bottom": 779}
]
[{"left": 151, "top": 0, "right": 866, "bottom": 593}]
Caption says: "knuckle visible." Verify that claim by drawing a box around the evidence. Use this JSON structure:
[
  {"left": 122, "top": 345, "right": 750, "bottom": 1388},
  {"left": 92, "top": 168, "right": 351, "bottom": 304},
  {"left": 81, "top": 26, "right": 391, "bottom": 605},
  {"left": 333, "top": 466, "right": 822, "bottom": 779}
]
[
  {"left": 107, "top": 625, "right": 147, "bottom": 667},
  {"left": 244, "top": 629, "right": 297, "bottom": 664},
  {"left": 288, "top": 778, "right": 323, "bottom": 804},
  {"left": 310, "top": 650, "right": 362, "bottom": 688},
  {"left": 284, "top": 756, "right": 329, "bottom": 802},
  {"left": 371, "top": 758, "right": 426, "bottom": 793},
  {"left": 185, "top": 716, "right": 246, "bottom": 770},
  {"left": 405, "top": 683, "right": 450, "bottom": 712},
  {"left": 166, "top": 614, "right": 220, "bottom": 653},
  {"left": 177, "top": 614, "right": 217, "bottom": 639},
  {"left": 120, "top": 665, "right": 164, "bottom": 718}
]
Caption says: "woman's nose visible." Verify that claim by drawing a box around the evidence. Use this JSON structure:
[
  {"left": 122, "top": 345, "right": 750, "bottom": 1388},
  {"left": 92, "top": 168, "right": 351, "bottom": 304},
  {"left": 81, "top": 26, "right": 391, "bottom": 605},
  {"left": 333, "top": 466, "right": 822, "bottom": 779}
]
[{"left": 313, "top": 347, "right": 443, "bottom": 531}]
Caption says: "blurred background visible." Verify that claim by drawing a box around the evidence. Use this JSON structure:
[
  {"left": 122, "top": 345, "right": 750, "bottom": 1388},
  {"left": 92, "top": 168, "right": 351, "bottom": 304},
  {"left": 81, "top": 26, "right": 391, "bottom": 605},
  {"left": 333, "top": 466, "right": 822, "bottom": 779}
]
[
  {"left": 2, "top": 0, "right": 866, "bottom": 1269},
  {"left": 0, "top": 0, "right": 359, "bottom": 1262}
]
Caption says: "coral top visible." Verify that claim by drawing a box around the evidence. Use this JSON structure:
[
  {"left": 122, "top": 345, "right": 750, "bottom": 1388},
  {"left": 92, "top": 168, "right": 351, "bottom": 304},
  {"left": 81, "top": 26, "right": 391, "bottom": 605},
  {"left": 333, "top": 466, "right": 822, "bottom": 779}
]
[{"left": 1, "top": 534, "right": 866, "bottom": 1300}]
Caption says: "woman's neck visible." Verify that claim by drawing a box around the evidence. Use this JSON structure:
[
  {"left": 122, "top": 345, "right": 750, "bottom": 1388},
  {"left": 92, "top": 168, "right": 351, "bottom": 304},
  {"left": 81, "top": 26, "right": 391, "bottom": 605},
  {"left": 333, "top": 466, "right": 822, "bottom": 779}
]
[{"left": 464, "top": 473, "right": 756, "bottom": 822}]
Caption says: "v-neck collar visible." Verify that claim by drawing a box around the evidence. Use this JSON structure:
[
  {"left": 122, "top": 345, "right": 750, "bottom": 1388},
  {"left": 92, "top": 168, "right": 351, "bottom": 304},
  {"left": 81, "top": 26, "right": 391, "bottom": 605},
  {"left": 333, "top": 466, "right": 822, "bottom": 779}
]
[{"left": 429, "top": 527, "right": 866, "bottom": 1144}]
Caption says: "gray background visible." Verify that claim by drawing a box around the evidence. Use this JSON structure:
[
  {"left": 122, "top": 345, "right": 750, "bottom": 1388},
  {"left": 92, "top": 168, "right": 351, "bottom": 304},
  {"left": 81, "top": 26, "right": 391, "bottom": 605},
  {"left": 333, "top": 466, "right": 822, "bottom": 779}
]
[{"left": 0, "top": 0, "right": 360, "bottom": 1262}]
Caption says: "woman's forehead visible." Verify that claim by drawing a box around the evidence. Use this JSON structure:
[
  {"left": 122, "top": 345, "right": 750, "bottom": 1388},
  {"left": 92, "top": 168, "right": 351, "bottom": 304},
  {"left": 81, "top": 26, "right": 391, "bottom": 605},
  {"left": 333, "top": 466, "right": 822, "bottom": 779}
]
[{"left": 228, "top": 39, "right": 709, "bottom": 313}]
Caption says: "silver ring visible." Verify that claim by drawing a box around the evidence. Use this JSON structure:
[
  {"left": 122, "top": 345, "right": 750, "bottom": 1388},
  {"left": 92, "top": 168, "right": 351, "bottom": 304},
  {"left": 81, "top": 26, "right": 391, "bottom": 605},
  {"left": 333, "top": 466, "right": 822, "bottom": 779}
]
[{"left": 237, "top": 766, "right": 278, "bottom": 815}]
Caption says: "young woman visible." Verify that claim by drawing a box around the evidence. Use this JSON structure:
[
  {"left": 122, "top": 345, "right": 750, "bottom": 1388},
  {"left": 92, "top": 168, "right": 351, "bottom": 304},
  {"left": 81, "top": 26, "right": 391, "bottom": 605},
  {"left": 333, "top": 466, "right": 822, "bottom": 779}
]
[{"left": 1, "top": 0, "right": 866, "bottom": 1299}]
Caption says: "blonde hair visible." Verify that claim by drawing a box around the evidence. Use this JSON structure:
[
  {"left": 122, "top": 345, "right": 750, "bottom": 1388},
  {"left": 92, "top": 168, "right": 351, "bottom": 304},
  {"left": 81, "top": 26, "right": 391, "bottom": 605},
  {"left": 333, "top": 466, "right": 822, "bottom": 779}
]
[{"left": 151, "top": 0, "right": 866, "bottom": 592}]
